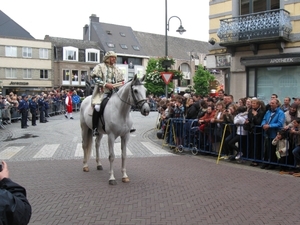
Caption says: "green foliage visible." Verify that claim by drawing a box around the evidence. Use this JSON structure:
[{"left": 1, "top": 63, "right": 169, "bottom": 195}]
[
  {"left": 144, "top": 57, "right": 183, "bottom": 96},
  {"left": 193, "top": 66, "right": 215, "bottom": 96}
]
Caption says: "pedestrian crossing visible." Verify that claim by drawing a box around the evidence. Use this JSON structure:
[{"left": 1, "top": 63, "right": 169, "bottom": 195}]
[{"left": 0, "top": 141, "right": 173, "bottom": 161}]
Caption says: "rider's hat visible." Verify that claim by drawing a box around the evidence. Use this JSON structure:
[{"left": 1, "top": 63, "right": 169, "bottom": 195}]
[{"left": 104, "top": 51, "right": 117, "bottom": 62}]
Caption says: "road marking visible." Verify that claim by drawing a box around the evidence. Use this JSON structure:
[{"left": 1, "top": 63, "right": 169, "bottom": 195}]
[
  {"left": 114, "top": 143, "right": 133, "bottom": 156},
  {"left": 141, "top": 142, "right": 172, "bottom": 155},
  {"left": 75, "top": 143, "right": 94, "bottom": 157},
  {"left": 0, "top": 146, "right": 24, "bottom": 159},
  {"left": 33, "top": 144, "right": 59, "bottom": 158}
]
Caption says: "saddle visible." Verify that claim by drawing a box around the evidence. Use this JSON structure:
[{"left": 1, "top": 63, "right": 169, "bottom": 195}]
[{"left": 95, "top": 92, "right": 113, "bottom": 132}]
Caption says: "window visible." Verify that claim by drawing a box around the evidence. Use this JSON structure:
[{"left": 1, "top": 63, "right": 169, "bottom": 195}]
[
  {"left": 72, "top": 70, "right": 79, "bottom": 82},
  {"left": 39, "top": 48, "right": 49, "bottom": 59},
  {"left": 132, "top": 45, "right": 140, "bottom": 51},
  {"left": 81, "top": 71, "right": 87, "bottom": 81},
  {"left": 86, "top": 48, "right": 100, "bottom": 63},
  {"left": 40, "top": 70, "right": 48, "bottom": 79},
  {"left": 120, "top": 32, "right": 126, "bottom": 37},
  {"left": 5, "top": 46, "right": 17, "bottom": 57},
  {"left": 106, "top": 42, "right": 115, "bottom": 48},
  {"left": 5, "top": 68, "right": 16, "bottom": 78},
  {"left": 22, "top": 47, "right": 32, "bottom": 58},
  {"left": 63, "top": 70, "right": 70, "bottom": 81},
  {"left": 23, "top": 69, "right": 32, "bottom": 79},
  {"left": 240, "top": 0, "right": 279, "bottom": 15},
  {"left": 63, "top": 47, "right": 78, "bottom": 61},
  {"left": 120, "top": 44, "right": 128, "bottom": 49}
]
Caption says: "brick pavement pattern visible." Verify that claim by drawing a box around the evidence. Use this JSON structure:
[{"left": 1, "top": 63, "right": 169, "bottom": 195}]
[{"left": 1, "top": 112, "right": 300, "bottom": 224}]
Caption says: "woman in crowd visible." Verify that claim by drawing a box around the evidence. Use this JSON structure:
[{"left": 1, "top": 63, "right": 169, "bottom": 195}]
[
  {"left": 244, "top": 99, "right": 266, "bottom": 166},
  {"left": 221, "top": 103, "right": 238, "bottom": 159}
]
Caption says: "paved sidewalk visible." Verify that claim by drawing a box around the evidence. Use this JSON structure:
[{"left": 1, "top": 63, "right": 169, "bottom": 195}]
[{"left": 1, "top": 112, "right": 300, "bottom": 224}]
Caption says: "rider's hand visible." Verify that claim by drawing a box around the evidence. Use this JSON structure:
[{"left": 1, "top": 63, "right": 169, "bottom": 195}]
[{"left": 105, "top": 83, "right": 114, "bottom": 90}]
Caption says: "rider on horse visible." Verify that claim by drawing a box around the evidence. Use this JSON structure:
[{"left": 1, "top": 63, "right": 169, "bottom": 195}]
[{"left": 91, "top": 51, "right": 135, "bottom": 136}]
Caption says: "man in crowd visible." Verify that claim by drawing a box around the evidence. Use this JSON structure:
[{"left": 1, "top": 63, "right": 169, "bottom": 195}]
[
  {"left": 18, "top": 94, "right": 29, "bottom": 129},
  {"left": 261, "top": 98, "right": 285, "bottom": 169},
  {"left": 29, "top": 96, "right": 38, "bottom": 126}
]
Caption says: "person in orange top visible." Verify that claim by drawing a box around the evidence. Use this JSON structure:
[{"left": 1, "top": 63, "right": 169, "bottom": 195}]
[{"left": 198, "top": 105, "right": 216, "bottom": 132}]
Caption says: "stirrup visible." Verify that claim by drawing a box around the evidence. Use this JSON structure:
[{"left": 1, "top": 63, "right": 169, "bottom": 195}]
[
  {"left": 93, "top": 128, "right": 99, "bottom": 136},
  {"left": 130, "top": 128, "right": 136, "bottom": 133}
]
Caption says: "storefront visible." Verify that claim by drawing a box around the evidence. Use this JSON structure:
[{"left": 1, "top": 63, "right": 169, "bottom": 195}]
[
  {"left": 241, "top": 53, "right": 300, "bottom": 103},
  {"left": 1, "top": 80, "right": 53, "bottom": 96}
]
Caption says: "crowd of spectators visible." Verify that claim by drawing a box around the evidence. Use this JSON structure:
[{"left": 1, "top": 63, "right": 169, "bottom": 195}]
[
  {"left": 0, "top": 88, "right": 85, "bottom": 127},
  {"left": 156, "top": 90, "right": 300, "bottom": 173}
]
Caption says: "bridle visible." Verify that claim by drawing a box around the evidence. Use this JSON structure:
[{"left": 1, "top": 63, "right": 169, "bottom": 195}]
[{"left": 116, "top": 81, "right": 147, "bottom": 110}]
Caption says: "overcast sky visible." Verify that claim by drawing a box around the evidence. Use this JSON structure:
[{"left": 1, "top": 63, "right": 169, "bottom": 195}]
[{"left": 1, "top": 0, "right": 209, "bottom": 42}]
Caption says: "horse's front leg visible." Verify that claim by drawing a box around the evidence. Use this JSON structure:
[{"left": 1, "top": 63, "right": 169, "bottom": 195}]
[
  {"left": 108, "top": 135, "right": 117, "bottom": 185},
  {"left": 121, "top": 134, "right": 130, "bottom": 183},
  {"left": 95, "top": 134, "right": 103, "bottom": 170}
]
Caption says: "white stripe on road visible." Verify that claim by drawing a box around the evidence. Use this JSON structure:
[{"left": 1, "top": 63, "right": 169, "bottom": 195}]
[
  {"left": 75, "top": 143, "right": 94, "bottom": 157},
  {"left": 114, "top": 142, "right": 133, "bottom": 156},
  {"left": 33, "top": 144, "right": 59, "bottom": 158},
  {"left": 74, "top": 143, "right": 132, "bottom": 157},
  {"left": 141, "top": 142, "right": 172, "bottom": 155},
  {"left": 0, "top": 146, "right": 24, "bottom": 159}
]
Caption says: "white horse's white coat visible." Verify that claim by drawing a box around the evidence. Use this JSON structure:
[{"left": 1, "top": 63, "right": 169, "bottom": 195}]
[{"left": 80, "top": 75, "right": 150, "bottom": 185}]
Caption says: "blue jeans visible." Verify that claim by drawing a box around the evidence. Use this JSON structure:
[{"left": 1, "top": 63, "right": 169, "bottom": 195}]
[{"left": 292, "top": 145, "right": 300, "bottom": 165}]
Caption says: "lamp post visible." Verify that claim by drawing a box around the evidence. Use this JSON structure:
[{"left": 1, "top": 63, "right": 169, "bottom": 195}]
[{"left": 164, "top": 0, "right": 186, "bottom": 98}]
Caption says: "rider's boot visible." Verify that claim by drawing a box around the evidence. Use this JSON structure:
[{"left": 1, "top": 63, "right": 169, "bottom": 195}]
[
  {"left": 130, "top": 127, "right": 136, "bottom": 133},
  {"left": 92, "top": 108, "right": 100, "bottom": 136}
]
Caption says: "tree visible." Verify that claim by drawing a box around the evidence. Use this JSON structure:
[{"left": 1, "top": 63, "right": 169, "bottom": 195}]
[
  {"left": 193, "top": 66, "right": 215, "bottom": 96},
  {"left": 144, "top": 57, "right": 183, "bottom": 96}
]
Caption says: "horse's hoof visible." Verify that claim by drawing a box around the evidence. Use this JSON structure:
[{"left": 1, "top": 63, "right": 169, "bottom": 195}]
[
  {"left": 122, "top": 177, "right": 130, "bottom": 183},
  {"left": 109, "top": 180, "right": 117, "bottom": 185},
  {"left": 83, "top": 167, "right": 89, "bottom": 172},
  {"left": 97, "top": 165, "right": 103, "bottom": 170}
]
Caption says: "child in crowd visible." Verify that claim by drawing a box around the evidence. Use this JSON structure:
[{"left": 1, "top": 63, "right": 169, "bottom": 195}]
[{"left": 272, "top": 129, "right": 289, "bottom": 170}]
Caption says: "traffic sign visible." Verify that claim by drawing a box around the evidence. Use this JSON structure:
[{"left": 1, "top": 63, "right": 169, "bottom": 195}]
[{"left": 160, "top": 72, "right": 173, "bottom": 84}]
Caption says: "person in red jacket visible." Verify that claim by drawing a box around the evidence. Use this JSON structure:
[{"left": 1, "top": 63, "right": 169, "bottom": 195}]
[
  {"left": 0, "top": 161, "right": 32, "bottom": 225},
  {"left": 64, "top": 89, "right": 74, "bottom": 119}
]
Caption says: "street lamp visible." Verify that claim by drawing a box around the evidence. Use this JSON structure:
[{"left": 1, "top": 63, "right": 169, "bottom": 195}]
[{"left": 164, "top": 0, "right": 186, "bottom": 97}]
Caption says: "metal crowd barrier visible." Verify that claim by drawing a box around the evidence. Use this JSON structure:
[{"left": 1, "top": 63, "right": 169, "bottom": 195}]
[
  {"left": 6, "top": 102, "right": 81, "bottom": 122},
  {"left": 161, "top": 118, "right": 295, "bottom": 169}
]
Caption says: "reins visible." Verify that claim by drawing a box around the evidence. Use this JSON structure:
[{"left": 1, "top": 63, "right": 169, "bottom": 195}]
[{"left": 115, "top": 81, "right": 147, "bottom": 110}]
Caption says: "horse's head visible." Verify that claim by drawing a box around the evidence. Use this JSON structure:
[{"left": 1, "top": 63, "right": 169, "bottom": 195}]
[{"left": 131, "top": 75, "right": 150, "bottom": 116}]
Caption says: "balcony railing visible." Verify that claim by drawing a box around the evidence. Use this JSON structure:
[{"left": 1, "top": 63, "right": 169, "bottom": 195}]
[{"left": 217, "top": 9, "right": 292, "bottom": 46}]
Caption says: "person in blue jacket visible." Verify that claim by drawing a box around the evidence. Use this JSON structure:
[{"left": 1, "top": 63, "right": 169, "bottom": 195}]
[
  {"left": 38, "top": 95, "right": 46, "bottom": 123},
  {"left": 18, "top": 94, "right": 29, "bottom": 129},
  {"left": 29, "top": 96, "right": 38, "bottom": 126},
  {"left": 261, "top": 98, "right": 285, "bottom": 169},
  {"left": 0, "top": 161, "right": 32, "bottom": 225}
]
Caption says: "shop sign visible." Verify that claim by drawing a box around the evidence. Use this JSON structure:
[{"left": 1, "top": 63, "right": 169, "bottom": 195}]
[{"left": 9, "top": 82, "right": 29, "bottom": 85}]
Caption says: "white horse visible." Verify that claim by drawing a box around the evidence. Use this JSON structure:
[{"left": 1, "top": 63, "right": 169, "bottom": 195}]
[{"left": 80, "top": 75, "right": 150, "bottom": 185}]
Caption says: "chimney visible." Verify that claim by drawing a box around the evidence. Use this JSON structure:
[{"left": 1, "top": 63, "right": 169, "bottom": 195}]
[
  {"left": 83, "top": 24, "right": 89, "bottom": 38},
  {"left": 90, "top": 14, "right": 99, "bottom": 23}
]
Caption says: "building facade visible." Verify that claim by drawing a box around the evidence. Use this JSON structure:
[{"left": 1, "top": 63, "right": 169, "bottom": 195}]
[
  {"left": 208, "top": 0, "right": 300, "bottom": 103},
  {"left": 0, "top": 37, "right": 52, "bottom": 95}
]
